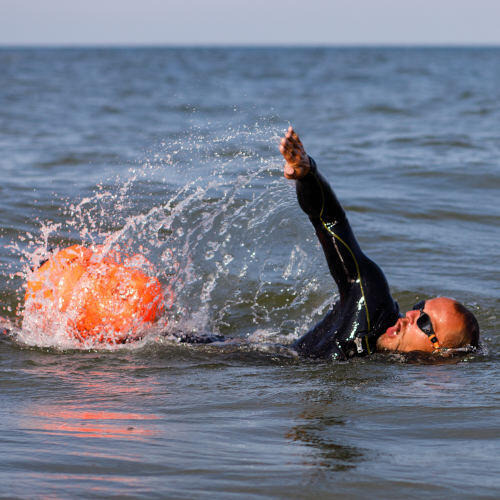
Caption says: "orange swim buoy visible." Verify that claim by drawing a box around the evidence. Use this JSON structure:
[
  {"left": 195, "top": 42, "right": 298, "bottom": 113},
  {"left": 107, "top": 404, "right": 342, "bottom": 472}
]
[{"left": 24, "top": 244, "right": 165, "bottom": 343}]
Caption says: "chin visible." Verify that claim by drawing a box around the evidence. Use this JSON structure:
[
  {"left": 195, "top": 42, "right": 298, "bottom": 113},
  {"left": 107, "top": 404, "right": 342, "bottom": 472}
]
[{"left": 376, "top": 334, "right": 397, "bottom": 352}]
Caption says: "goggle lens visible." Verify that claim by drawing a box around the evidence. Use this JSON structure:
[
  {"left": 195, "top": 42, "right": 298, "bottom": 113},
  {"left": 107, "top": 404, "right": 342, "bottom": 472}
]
[{"left": 411, "top": 300, "right": 441, "bottom": 351}]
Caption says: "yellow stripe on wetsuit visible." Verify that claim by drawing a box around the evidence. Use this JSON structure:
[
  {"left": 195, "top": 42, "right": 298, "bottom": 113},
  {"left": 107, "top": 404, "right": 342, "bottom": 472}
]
[{"left": 315, "top": 174, "right": 372, "bottom": 334}]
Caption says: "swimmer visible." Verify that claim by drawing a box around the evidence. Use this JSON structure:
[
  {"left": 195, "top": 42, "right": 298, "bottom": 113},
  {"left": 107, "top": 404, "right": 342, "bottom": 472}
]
[
  {"left": 280, "top": 126, "right": 479, "bottom": 359},
  {"left": 15, "top": 129, "right": 480, "bottom": 356}
]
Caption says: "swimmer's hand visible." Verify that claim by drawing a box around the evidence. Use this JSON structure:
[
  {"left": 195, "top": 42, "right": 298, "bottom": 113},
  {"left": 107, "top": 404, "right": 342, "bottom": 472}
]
[{"left": 280, "top": 126, "right": 311, "bottom": 180}]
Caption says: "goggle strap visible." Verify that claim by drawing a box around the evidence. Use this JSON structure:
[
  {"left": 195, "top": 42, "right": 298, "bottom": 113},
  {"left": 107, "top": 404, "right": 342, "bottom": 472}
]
[{"left": 429, "top": 336, "right": 441, "bottom": 350}]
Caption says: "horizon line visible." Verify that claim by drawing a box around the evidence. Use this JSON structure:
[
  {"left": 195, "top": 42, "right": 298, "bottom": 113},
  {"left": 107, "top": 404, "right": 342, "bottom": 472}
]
[{"left": 1, "top": 42, "right": 500, "bottom": 49}]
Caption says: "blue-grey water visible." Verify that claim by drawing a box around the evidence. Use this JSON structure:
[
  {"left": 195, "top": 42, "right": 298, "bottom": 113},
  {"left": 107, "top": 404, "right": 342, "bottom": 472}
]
[{"left": 0, "top": 47, "right": 499, "bottom": 498}]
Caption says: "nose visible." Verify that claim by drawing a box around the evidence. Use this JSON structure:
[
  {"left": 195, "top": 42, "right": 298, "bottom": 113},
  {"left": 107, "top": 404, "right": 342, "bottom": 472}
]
[{"left": 405, "top": 309, "right": 419, "bottom": 323}]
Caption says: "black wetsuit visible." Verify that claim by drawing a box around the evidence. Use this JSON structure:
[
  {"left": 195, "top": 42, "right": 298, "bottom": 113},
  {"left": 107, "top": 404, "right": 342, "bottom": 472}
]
[{"left": 292, "top": 157, "right": 400, "bottom": 360}]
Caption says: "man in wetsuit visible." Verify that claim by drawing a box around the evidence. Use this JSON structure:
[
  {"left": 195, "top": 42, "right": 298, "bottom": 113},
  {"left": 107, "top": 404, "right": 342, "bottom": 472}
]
[{"left": 280, "top": 127, "right": 479, "bottom": 360}]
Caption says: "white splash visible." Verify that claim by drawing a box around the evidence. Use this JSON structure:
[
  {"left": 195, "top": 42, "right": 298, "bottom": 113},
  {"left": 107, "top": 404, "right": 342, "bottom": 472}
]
[{"left": 7, "top": 124, "right": 332, "bottom": 350}]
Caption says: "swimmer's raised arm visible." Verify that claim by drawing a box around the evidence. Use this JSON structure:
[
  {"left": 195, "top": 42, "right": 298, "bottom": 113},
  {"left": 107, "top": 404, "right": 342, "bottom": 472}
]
[
  {"left": 280, "top": 127, "right": 399, "bottom": 359},
  {"left": 280, "top": 125, "right": 390, "bottom": 302},
  {"left": 280, "top": 126, "right": 347, "bottom": 224},
  {"left": 280, "top": 126, "right": 363, "bottom": 294}
]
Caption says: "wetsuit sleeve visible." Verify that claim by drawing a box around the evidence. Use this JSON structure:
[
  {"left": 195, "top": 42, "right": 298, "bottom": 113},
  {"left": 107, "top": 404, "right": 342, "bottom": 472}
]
[
  {"left": 295, "top": 157, "right": 364, "bottom": 302},
  {"left": 293, "top": 156, "right": 400, "bottom": 360}
]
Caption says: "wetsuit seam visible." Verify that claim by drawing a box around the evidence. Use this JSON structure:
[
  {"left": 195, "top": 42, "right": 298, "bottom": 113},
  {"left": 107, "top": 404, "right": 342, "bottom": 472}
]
[{"left": 312, "top": 169, "right": 372, "bottom": 333}]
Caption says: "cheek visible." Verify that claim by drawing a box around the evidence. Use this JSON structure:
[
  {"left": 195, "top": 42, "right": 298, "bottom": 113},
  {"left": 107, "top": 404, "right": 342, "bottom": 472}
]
[{"left": 401, "top": 330, "right": 433, "bottom": 352}]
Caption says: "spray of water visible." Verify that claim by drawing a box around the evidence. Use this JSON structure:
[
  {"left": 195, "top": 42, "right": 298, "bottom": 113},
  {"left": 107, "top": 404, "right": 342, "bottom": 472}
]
[{"left": 5, "top": 124, "right": 334, "bottom": 350}]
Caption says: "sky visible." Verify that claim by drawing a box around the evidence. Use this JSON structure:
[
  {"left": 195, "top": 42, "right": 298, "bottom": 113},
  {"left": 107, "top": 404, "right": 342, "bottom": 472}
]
[{"left": 1, "top": 0, "right": 500, "bottom": 46}]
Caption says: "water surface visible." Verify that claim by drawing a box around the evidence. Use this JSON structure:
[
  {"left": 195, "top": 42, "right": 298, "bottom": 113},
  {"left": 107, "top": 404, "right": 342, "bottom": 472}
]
[{"left": 0, "top": 47, "right": 498, "bottom": 498}]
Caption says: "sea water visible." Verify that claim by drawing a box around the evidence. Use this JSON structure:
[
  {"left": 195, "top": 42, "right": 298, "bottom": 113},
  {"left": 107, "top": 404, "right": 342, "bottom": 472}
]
[{"left": 0, "top": 47, "right": 498, "bottom": 498}]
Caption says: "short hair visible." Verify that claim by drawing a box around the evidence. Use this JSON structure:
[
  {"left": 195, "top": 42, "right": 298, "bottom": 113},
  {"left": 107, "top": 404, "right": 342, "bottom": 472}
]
[{"left": 454, "top": 302, "right": 480, "bottom": 348}]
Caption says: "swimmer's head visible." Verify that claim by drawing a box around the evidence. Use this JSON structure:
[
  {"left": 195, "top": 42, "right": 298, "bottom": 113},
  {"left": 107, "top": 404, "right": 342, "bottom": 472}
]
[{"left": 377, "top": 297, "right": 479, "bottom": 353}]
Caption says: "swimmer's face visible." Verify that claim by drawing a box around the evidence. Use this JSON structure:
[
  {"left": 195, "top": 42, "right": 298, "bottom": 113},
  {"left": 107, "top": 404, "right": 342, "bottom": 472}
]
[{"left": 376, "top": 297, "right": 468, "bottom": 353}]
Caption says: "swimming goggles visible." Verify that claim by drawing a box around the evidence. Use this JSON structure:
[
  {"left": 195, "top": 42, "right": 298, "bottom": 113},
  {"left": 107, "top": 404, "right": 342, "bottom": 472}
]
[{"left": 412, "top": 301, "right": 441, "bottom": 351}]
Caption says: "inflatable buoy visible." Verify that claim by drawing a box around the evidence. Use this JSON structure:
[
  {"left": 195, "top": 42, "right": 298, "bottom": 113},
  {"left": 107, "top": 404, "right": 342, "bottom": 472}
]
[{"left": 24, "top": 245, "right": 165, "bottom": 343}]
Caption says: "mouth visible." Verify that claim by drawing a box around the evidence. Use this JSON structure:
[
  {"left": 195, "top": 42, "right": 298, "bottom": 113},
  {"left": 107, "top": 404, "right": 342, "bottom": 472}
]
[
  {"left": 376, "top": 318, "right": 404, "bottom": 351},
  {"left": 384, "top": 318, "right": 402, "bottom": 338}
]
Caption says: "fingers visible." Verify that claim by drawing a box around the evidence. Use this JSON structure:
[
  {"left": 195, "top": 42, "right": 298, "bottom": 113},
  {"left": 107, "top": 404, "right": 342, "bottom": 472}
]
[
  {"left": 280, "top": 141, "right": 300, "bottom": 164},
  {"left": 279, "top": 137, "right": 293, "bottom": 159},
  {"left": 280, "top": 128, "right": 302, "bottom": 156},
  {"left": 280, "top": 137, "right": 295, "bottom": 155},
  {"left": 285, "top": 126, "right": 304, "bottom": 151}
]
